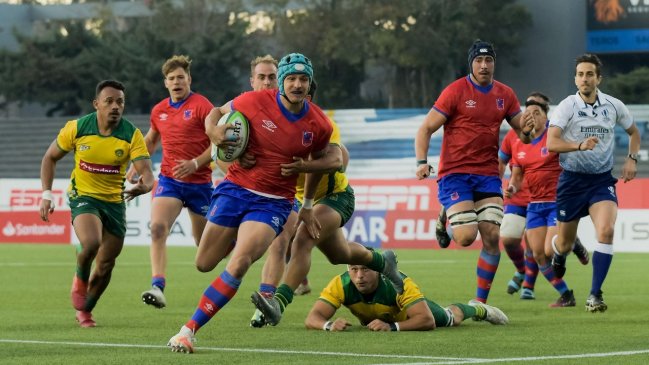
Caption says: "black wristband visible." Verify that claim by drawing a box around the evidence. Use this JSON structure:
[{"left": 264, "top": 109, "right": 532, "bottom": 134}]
[
  {"left": 416, "top": 159, "right": 428, "bottom": 166},
  {"left": 577, "top": 141, "right": 583, "bottom": 151},
  {"left": 389, "top": 322, "right": 398, "bottom": 331}
]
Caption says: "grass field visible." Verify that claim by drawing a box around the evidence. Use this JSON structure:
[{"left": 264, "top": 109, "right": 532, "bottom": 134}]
[{"left": 1, "top": 244, "right": 648, "bottom": 365}]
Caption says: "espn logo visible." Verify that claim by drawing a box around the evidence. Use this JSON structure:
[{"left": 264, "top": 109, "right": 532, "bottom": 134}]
[{"left": 354, "top": 185, "right": 431, "bottom": 211}]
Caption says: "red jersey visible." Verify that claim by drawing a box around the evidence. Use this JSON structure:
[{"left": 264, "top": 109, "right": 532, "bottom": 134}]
[
  {"left": 227, "top": 89, "right": 332, "bottom": 199},
  {"left": 150, "top": 93, "right": 214, "bottom": 184},
  {"left": 510, "top": 129, "right": 561, "bottom": 201},
  {"left": 499, "top": 129, "right": 531, "bottom": 207},
  {"left": 433, "top": 76, "right": 521, "bottom": 178}
]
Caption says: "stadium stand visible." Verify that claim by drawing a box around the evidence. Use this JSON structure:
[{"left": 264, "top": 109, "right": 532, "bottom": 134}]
[{"left": 0, "top": 108, "right": 647, "bottom": 180}]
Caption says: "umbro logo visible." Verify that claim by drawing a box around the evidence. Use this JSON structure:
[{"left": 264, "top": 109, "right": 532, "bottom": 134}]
[
  {"left": 465, "top": 100, "right": 477, "bottom": 108},
  {"left": 262, "top": 120, "right": 277, "bottom": 132},
  {"left": 159, "top": 113, "right": 168, "bottom": 121}
]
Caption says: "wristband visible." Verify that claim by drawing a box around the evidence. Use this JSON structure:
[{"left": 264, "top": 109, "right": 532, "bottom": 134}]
[
  {"left": 577, "top": 141, "right": 583, "bottom": 151},
  {"left": 192, "top": 158, "right": 199, "bottom": 169},
  {"left": 303, "top": 198, "right": 314, "bottom": 209},
  {"left": 416, "top": 159, "right": 428, "bottom": 166},
  {"left": 42, "top": 190, "right": 54, "bottom": 201},
  {"left": 389, "top": 322, "right": 399, "bottom": 331},
  {"left": 323, "top": 321, "right": 333, "bottom": 331}
]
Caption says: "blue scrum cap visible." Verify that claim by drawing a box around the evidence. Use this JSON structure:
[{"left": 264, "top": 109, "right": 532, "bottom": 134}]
[
  {"left": 467, "top": 39, "right": 496, "bottom": 67},
  {"left": 277, "top": 53, "right": 314, "bottom": 95}
]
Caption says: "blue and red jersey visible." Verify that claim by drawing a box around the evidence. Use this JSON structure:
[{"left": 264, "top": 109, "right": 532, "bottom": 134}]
[
  {"left": 510, "top": 128, "right": 562, "bottom": 202},
  {"left": 227, "top": 89, "right": 332, "bottom": 199},
  {"left": 433, "top": 76, "right": 521, "bottom": 178},
  {"left": 150, "top": 93, "right": 214, "bottom": 184}
]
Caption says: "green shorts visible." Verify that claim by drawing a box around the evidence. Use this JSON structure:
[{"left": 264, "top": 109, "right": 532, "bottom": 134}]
[
  {"left": 316, "top": 185, "right": 355, "bottom": 226},
  {"left": 70, "top": 196, "right": 126, "bottom": 238}
]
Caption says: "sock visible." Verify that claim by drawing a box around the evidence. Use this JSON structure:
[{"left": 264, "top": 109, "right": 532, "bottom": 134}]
[
  {"left": 522, "top": 249, "right": 539, "bottom": 289},
  {"left": 476, "top": 249, "right": 500, "bottom": 303},
  {"left": 446, "top": 225, "right": 454, "bottom": 239},
  {"left": 274, "top": 284, "right": 294, "bottom": 313},
  {"left": 453, "top": 303, "right": 480, "bottom": 321},
  {"left": 259, "top": 283, "right": 276, "bottom": 296},
  {"left": 84, "top": 295, "right": 98, "bottom": 312},
  {"left": 185, "top": 270, "right": 241, "bottom": 333},
  {"left": 365, "top": 250, "right": 384, "bottom": 272},
  {"left": 591, "top": 243, "right": 613, "bottom": 295},
  {"left": 540, "top": 262, "right": 568, "bottom": 295},
  {"left": 504, "top": 243, "right": 525, "bottom": 274},
  {"left": 75, "top": 245, "right": 91, "bottom": 282},
  {"left": 152, "top": 276, "right": 166, "bottom": 291}
]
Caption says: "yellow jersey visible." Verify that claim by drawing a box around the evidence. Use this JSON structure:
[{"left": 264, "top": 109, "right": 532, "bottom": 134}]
[
  {"left": 295, "top": 120, "right": 349, "bottom": 202},
  {"left": 56, "top": 112, "right": 150, "bottom": 203},
  {"left": 318, "top": 272, "right": 424, "bottom": 326}
]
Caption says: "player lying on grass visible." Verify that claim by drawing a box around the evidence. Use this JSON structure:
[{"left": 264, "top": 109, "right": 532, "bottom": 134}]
[{"left": 305, "top": 264, "right": 508, "bottom": 332}]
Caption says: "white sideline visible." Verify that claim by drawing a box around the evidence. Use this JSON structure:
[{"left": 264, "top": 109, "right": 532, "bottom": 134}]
[
  {"left": 0, "top": 339, "right": 476, "bottom": 361},
  {"left": 2, "top": 339, "right": 648, "bottom": 363},
  {"left": 367, "top": 349, "right": 649, "bottom": 365}
]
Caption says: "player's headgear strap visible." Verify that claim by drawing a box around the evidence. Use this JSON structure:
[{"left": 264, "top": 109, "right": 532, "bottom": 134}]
[
  {"left": 467, "top": 39, "right": 496, "bottom": 67},
  {"left": 278, "top": 53, "right": 314, "bottom": 96}
]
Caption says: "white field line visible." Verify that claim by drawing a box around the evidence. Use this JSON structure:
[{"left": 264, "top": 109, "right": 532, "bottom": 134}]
[
  {"left": 367, "top": 349, "right": 649, "bottom": 365},
  {"left": 0, "top": 338, "right": 476, "bottom": 361}
]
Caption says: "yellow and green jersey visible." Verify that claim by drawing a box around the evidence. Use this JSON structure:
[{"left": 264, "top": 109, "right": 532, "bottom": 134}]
[
  {"left": 295, "top": 120, "right": 349, "bottom": 203},
  {"left": 56, "top": 112, "right": 150, "bottom": 203},
  {"left": 318, "top": 272, "right": 424, "bottom": 326}
]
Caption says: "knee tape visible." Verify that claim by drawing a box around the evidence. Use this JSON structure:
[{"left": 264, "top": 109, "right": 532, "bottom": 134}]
[
  {"left": 500, "top": 213, "right": 526, "bottom": 238},
  {"left": 443, "top": 307, "right": 455, "bottom": 327},
  {"left": 448, "top": 210, "right": 478, "bottom": 227},
  {"left": 477, "top": 203, "right": 504, "bottom": 226}
]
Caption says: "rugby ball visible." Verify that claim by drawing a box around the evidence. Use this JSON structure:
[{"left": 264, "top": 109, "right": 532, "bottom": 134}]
[{"left": 211, "top": 111, "right": 250, "bottom": 162}]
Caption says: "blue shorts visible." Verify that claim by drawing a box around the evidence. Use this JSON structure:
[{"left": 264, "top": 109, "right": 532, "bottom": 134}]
[
  {"left": 292, "top": 199, "right": 300, "bottom": 212},
  {"left": 437, "top": 174, "right": 503, "bottom": 209},
  {"left": 154, "top": 175, "right": 212, "bottom": 216},
  {"left": 504, "top": 204, "right": 527, "bottom": 217},
  {"left": 556, "top": 170, "right": 618, "bottom": 222},
  {"left": 207, "top": 180, "right": 292, "bottom": 236},
  {"left": 526, "top": 202, "right": 557, "bottom": 229}
]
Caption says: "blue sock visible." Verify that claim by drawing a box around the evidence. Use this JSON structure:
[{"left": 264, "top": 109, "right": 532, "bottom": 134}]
[
  {"left": 591, "top": 243, "right": 613, "bottom": 295},
  {"left": 259, "top": 283, "right": 277, "bottom": 296},
  {"left": 152, "top": 276, "right": 166, "bottom": 291}
]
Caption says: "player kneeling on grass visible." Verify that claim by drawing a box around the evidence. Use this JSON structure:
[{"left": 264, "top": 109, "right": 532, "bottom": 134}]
[{"left": 305, "top": 264, "right": 508, "bottom": 332}]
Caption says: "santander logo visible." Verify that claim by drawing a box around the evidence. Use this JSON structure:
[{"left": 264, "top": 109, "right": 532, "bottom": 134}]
[{"left": 2, "top": 221, "right": 66, "bottom": 237}]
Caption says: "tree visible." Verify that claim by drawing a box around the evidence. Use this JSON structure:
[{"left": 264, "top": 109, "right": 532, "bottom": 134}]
[{"left": 604, "top": 67, "right": 649, "bottom": 104}]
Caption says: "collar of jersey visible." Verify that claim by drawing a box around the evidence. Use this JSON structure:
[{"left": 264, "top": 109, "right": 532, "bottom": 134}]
[
  {"left": 168, "top": 92, "right": 193, "bottom": 109},
  {"left": 466, "top": 75, "right": 494, "bottom": 94},
  {"left": 276, "top": 91, "right": 309, "bottom": 123},
  {"left": 575, "top": 91, "right": 602, "bottom": 109}
]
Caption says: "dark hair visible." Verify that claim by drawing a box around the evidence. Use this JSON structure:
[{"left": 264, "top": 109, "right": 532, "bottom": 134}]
[
  {"left": 308, "top": 79, "right": 318, "bottom": 99},
  {"left": 96, "top": 80, "right": 125, "bottom": 97},
  {"left": 525, "top": 99, "right": 549, "bottom": 115},
  {"left": 575, "top": 53, "right": 603, "bottom": 76},
  {"left": 526, "top": 91, "right": 550, "bottom": 104}
]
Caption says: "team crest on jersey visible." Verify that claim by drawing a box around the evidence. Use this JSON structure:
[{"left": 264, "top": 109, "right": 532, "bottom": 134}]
[
  {"left": 302, "top": 131, "right": 314, "bottom": 147},
  {"left": 496, "top": 98, "right": 504, "bottom": 110},
  {"left": 450, "top": 192, "right": 460, "bottom": 201},
  {"left": 541, "top": 147, "right": 549, "bottom": 156},
  {"left": 159, "top": 113, "right": 168, "bottom": 121},
  {"left": 183, "top": 110, "right": 193, "bottom": 120},
  {"left": 115, "top": 149, "right": 124, "bottom": 157}
]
